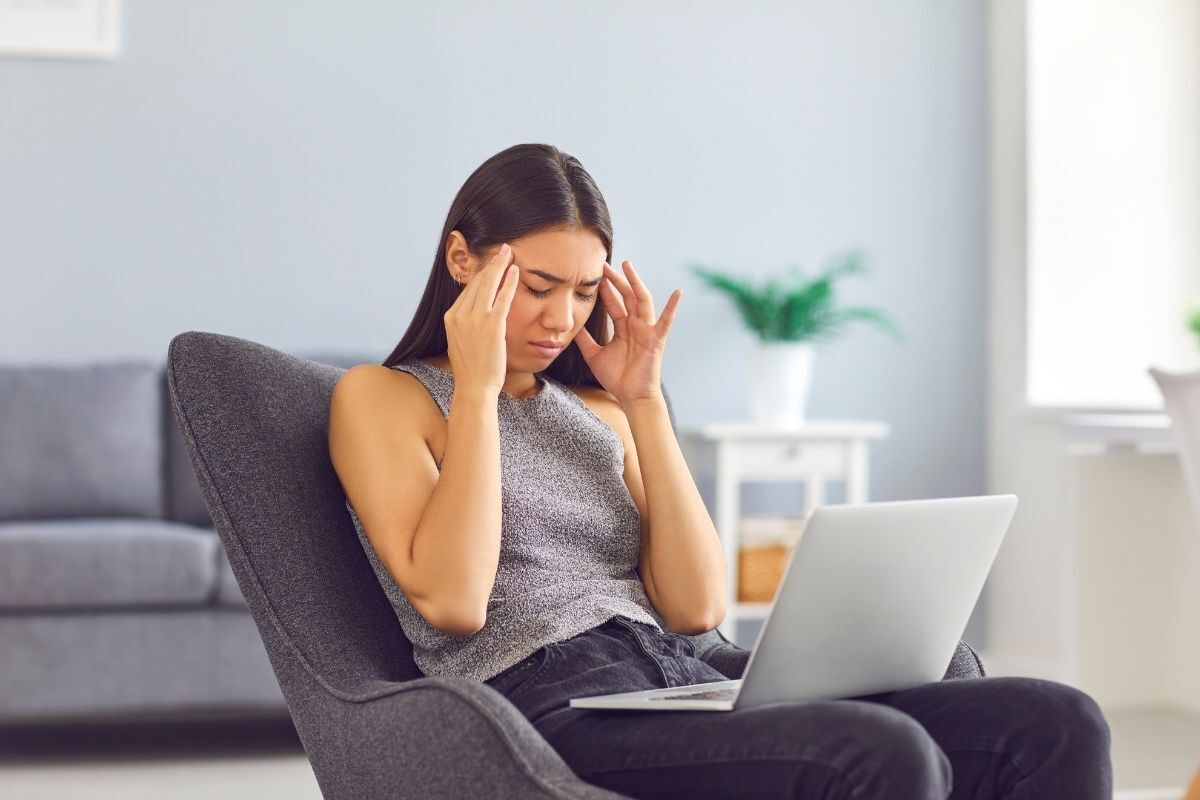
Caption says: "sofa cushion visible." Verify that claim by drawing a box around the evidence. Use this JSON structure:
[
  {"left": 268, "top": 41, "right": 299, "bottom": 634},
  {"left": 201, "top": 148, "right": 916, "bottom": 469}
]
[
  {"left": 164, "top": 351, "right": 379, "bottom": 527},
  {"left": 164, "top": 393, "right": 216, "bottom": 528},
  {"left": 0, "top": 362, "right": 164, "bottom": 521},
  {"left": 214, "top": 539, "right": 247, "bottom": 608},
  {"left": 0, "top": 519, "right": 219, "bottom": 610},
  {"left": 0, "top": 610, "right": 286, "bottom": 720}
]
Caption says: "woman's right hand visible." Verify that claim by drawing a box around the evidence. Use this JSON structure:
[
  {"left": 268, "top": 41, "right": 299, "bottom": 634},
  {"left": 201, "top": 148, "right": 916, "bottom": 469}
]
[{"left": 444, "top": 242, "right": 521, "bottom": 397}]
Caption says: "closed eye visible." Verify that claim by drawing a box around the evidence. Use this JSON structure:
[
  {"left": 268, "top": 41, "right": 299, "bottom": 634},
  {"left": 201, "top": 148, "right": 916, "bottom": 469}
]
[{"left": 527, "top": 286, "right": 597, "bottom": 303}]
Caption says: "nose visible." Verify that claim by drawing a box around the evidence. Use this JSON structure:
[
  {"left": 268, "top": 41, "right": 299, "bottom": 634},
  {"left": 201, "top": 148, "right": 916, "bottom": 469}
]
[{"left": 541, "top": 294, "right": 575, "bottom": 334}]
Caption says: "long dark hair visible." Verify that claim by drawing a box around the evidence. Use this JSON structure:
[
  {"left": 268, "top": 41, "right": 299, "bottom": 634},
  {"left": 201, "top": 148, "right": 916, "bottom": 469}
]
[{"left": 382, "top": 143, "right": 613, "bottom": 389}]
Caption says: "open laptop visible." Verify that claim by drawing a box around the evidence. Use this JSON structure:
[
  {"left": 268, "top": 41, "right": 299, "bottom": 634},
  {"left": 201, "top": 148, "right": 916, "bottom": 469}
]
[{"left": 569, "top": 494, "right": 1018, "bottom": 712}]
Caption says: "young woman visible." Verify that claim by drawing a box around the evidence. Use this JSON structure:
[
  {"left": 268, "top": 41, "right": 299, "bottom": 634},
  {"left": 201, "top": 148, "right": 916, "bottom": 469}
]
[{"left": 328, "top": 143, "right": 1112, "bottom": 799}]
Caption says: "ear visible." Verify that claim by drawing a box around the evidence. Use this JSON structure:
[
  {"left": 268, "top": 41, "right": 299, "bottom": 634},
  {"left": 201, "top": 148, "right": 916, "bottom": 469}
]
[{"left": 444, "top": 230, "right": 479, "bottom": 282}]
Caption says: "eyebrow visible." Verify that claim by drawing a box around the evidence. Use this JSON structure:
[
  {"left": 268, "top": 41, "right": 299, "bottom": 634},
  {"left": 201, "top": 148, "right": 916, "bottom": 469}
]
[{"left": 525, "top": 268, "right": 603, "bottom": 288}]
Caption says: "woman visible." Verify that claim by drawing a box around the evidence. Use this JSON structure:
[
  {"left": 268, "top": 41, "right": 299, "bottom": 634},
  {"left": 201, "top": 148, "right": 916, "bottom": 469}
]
[{"left": 328, "top": 143, "right": 1112, "bottom": 799}]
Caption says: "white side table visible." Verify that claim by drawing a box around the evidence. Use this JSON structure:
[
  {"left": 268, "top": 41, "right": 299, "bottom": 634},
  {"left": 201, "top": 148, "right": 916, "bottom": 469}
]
[{"left": 679, "top": 421, "right": 890, "bottom": 643}]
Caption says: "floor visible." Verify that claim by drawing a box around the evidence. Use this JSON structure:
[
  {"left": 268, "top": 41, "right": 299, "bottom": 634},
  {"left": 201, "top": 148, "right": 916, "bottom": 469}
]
[
  {"left": 0, "top": 714, "right": 322, "bottom": 800},
  {"left": 1106, "top": 707, "right": 1200, "bottom": 800},
  {"left": 0, "top": 706, "right": 1196, "bottom": 799}
]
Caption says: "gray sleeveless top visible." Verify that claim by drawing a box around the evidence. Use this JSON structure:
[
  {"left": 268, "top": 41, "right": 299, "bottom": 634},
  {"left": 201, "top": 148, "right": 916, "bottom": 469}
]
[{"left": 345, "top": 357, "right": 667, "bottom": 682}]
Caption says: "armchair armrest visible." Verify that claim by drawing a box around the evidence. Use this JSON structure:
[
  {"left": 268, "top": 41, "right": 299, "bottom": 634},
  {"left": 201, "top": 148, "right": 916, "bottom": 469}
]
[
  {"left": 323, "top": 676, "right": 631, "bottom": 800},
  {"left": 942, "top": 640, "right": 987, "bottom": 680}
]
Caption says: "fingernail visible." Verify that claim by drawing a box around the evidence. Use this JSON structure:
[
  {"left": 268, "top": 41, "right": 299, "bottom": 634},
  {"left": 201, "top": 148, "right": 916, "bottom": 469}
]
[{"left": 499, "top": 243, "right": 509, "bottom": 254}]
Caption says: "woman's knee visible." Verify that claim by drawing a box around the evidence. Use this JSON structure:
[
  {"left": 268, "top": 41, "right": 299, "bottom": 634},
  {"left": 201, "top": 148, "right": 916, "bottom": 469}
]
[
  {"left": 827, "top": 704, "right": 952, "bottom": 800},
  {"left": 1019, "top": 679, "right": 1111, "bottom": 760}
]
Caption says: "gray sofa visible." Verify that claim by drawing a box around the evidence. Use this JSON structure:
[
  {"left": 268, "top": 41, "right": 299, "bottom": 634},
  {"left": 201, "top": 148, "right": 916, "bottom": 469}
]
[{"left": 0, "top": 351, "right": 370, "bottom": 723}]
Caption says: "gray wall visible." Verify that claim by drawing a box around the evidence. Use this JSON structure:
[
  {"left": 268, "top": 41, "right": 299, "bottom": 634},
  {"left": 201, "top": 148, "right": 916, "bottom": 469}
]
[{"left": 0, "top": 1, "right": 988, "bottom": 645}]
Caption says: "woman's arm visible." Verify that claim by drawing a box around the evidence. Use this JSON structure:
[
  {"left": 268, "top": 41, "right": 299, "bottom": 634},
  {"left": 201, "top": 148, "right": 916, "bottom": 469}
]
[
  {"left": 619, "top": 393, "right": 728, "bottom": 634},
  {"left": 331, "top": 367, "right": 503, "bottom": 636},
  {"left": 413, "top": 383, "right": 505, "bottom": 634},
  {"left": 573, "top": 257, "right": 724, "bottom": 632}
]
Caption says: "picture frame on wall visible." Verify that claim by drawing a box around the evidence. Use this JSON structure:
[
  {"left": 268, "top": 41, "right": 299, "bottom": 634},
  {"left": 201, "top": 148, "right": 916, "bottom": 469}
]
[{"left": 0, "top": 0, "right": 121, "bottom": 60}]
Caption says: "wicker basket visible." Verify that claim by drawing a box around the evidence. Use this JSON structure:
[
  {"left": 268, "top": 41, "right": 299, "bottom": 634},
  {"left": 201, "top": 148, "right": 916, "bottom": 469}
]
[{"left": 737, "top": 516, "right": 806, "bottom": 602}]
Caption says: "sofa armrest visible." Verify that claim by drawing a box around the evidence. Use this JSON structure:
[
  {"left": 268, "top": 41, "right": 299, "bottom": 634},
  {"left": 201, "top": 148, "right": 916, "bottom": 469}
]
[{"left": 324, "top": 676, "right": 631, "bottom": 800}]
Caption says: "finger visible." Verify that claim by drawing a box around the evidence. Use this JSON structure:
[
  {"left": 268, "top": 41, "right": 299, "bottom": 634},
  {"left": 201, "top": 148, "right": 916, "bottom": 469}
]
[
  {"left": 471, "top": 243, "right": 513, "bottom": 313},
  {"left": 603, "top": 261, "right": 641, "bottom": 321},
  {"left": 600, "top": 274, "right": 629, "bottom": 319},
  {"left": 491, "top": 262, "right": 520, "bottom": 313},
  {"left": 476, "top": 243, "right": 513, "bottom": 312},
  {"left": 602, "top": 262, "right": 639, "bottom": 319},
  {"left": 600, "top": 276, "right": 630, "bottom": 340},
  {"left": 656, "top": 289, "right": 682, "bottom": 334},
  {"left": 620, "top": 260, "right": 656, "bottom": 322}
]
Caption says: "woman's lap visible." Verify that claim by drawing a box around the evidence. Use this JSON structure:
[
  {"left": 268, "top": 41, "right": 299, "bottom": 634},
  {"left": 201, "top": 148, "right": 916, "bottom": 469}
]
[
  {"left": 540, "top": 692, "right": 954, "bottom": 799},
  {"left": 483, "top": 615, "right": 1112, "bottom": 800}
]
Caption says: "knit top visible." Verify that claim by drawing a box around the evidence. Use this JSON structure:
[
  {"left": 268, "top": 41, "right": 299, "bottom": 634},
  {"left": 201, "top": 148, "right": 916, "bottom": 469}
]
[{"left": 344, "top": 356, "right": 667, "bottom": 682}]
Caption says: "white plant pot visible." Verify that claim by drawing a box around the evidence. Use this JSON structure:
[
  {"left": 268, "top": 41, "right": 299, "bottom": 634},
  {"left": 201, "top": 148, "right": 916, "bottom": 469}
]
[{"left": 746, "top": 341, "right": 815, "bottom": 427}]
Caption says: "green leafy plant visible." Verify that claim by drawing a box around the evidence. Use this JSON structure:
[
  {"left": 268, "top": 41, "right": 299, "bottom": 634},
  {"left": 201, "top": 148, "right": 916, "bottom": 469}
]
[
  {"left": 688, "top": 250, "right": 904, "bottom": 344},
  {"left": 1189, "top": 306, "right": 1200, "bottom": 349}
]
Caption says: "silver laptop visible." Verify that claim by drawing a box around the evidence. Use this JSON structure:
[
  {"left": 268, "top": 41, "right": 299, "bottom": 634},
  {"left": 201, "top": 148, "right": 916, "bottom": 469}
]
[{"left": 569, "top": 494, "right": 1018, "bottom": 712}]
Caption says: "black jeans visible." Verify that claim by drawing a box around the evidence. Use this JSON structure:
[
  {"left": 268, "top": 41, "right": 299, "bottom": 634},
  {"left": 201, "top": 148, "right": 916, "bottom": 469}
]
[{"left": 483, "top": 615, "right": 1113, "bottom": 800}]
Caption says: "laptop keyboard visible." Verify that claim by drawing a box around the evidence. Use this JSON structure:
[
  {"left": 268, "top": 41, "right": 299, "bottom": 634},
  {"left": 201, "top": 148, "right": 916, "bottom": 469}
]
[{"left": 646, "top": 686, "right": 740, "bottom": 702}]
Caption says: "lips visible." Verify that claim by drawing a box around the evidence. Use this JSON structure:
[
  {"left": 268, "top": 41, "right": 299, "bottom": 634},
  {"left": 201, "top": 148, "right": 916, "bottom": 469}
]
[
  {"left": 530, "top": 341, "right": 565, "bottom": 349},
  {"left": 529, "top": 341, "right": 564, "bottom": 357}
]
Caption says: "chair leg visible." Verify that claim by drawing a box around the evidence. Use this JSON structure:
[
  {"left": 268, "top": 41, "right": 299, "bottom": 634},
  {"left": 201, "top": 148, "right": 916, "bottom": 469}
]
[{"left": 1185, "top": 761, "right": 1200, "bottom": 800}]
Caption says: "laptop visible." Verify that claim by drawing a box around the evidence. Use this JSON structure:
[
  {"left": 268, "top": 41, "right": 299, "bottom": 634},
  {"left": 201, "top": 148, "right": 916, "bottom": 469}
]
[{"left": 569, "top": 494, "right": 1018, "bottom": 712}]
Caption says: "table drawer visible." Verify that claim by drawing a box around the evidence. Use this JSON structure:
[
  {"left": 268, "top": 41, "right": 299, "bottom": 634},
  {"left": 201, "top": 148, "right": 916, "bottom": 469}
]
[{"left": 727, "top": 440, "right": 845, "bottom": 477}]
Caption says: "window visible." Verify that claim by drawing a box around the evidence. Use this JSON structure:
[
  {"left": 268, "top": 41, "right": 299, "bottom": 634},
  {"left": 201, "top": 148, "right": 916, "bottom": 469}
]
[{"left": 1026, "top": 0, "right": 1200, "bottom": 410}]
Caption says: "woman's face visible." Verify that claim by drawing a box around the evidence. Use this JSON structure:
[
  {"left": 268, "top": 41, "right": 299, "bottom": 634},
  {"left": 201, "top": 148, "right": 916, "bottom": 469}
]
[{"left": 450, "top": 226, "right": 608, "bottom": 371}]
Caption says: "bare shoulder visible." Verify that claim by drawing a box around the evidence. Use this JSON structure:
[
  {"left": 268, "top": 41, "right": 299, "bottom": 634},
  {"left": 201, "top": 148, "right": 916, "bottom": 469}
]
[
  {"left": 333, "top": 364, "right": 415, "bottom": 407},
  {"left": 330, "top": 364, "right": 438, "bottom": 440}
]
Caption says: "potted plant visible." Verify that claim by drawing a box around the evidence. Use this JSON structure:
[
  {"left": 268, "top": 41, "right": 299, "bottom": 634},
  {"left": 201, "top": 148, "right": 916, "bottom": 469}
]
[{"left": 689, "top": 249, "right": 903, "bottom": 426}]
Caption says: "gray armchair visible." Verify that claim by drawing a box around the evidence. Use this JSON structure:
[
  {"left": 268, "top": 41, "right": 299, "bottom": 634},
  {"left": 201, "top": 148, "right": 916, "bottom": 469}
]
[{"left": 165, "top": 330, "right": 984, "bottom": 800}]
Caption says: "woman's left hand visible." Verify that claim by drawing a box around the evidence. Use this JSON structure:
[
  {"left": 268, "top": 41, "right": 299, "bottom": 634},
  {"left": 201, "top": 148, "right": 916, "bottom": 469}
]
[{"left": 574, "top": 260, "right": 683, "bottom": 406}]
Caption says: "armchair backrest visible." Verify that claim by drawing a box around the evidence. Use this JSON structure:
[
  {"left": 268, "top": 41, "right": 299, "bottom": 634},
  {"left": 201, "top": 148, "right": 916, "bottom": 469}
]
[
  {"left": 167, "top": 332, "right": 422, "bottom": 696},
  {"left": 166, "top": 331, "right": 686, "bottom": 699}
]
